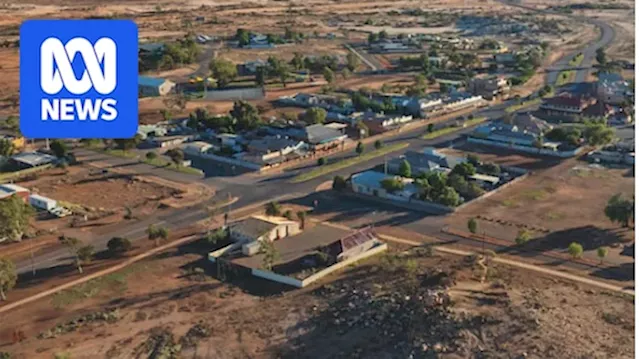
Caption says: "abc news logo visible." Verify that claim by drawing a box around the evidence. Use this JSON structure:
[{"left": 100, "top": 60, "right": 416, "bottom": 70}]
[
  {"left": 40, "top": 37, "right": 118, "bottom": 121},
  {"left": 20, "top": 20, "right": 138, "bottom": 139}
]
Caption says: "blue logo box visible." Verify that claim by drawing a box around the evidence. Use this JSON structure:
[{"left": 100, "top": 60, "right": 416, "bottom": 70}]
[{"left": 20, "top": 20, "right": 138, "bottom": 139}]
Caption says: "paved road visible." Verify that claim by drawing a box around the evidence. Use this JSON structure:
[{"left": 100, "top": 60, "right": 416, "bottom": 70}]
[{"left": 497, "top": 0, "right": 616, "bottom": 85}]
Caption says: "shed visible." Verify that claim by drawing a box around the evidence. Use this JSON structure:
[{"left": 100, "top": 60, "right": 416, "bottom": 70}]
[{"left": 139, "top": 76, "right": 176, "bottom": 97}]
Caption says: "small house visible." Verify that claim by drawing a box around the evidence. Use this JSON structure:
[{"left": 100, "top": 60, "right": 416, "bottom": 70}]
[
  {"left": 0, "top": 184, "right": 30, "bottom": 202},
  {"left": 10, "top": 152, "right": 56, "bottom": 169}
]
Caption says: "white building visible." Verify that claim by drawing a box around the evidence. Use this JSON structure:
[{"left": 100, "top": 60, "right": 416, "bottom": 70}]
[{"left": 29, "top": 194, "right": 57, "bottom": 211}]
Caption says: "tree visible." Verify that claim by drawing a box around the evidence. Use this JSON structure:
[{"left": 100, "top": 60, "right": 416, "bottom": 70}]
[
  {"left": 323, "top": 67, "right": 335, "bottom": 84},
  {"left": 367, "top": 32, "right": 379, "bottom": 44},
  {"left": 265, "top": 201, "right": 281, "bottom": 216},
  {"left": 113, "top": 135, "right": 142, "bottom": 151},
  {"left": 355, "top": 120, "right": 369, "bottom": 138},
  {"left": 209, "top": 58, "right": 238, "bottom": 88},
  {"left": 0, "top": 138, "right": 14, "bottom": 157},
  {"left": 145, "top": 151, "right": 158, "bottom": 161},
  {"left": 296, "top": 211, "right": 307, "bottom": 229},
  {"left": 399, "top": 160, "right": 412, "bottom": 178},
  {"left": 355, "top": 141, "right": 364, "bottom": 156},
  {"left": 435, "top": 186, "right": 461, "bottom": 207},
  {"left": 346, "top": 52, "right": 360, "bottom": 72},
  {"left": 50, "top": 140, "right": 68, "bottom": 158},
  {"left": 596, "top": 47, "right": 607, "bottom": 65},
  {"left": 341, "top": 68, "right": 351, "bottom": 80},
  {"left": 77, "top": 245, "right": 94, "bottom": 264},
  {"left": 231, "top": 101, "right": 262, "bottom": 131},
  {"left": 583, "top": 121, "right": 614, "bottom": 145},
  {"left": 374, "top": 140, "right": 383, "bottom": 150},
  {"left": 0, "top": 258, "right": 17, "bottom": 301},
  {"left": 59, "top": 236, "right": 84, "bottom": 274},
  {"left": 255, "top": 66, "right": 266, "bottom": 87},
  {"left": 268, "top": 56, "right": 290, "bottom": 87},
  {"left": 451, "top": 162, "right": 476, "bottom": 178},
  {"left": 302, "top": 107, "right": 327, "bottom": 124},
  {"left": 0, "top": 195, "right": 33, "bottom": 242},
  {"left": 166, "top": 148, "right": 184, "bottom": 167},
  {"left": 597, "top": 246, "right": 608, "bottom": 264},
  {"left": 107, "top": 237, "right": 132, "bottom": 256},
  {"left": 567, "top": 242, "right": 583, "bottom": 260},
  {"left": 259, "top": 239, "right": 280, "bottom": 271},
  {"left": 439, "top": 83, "right": 450, "bottom": 93},
  {"left": 332, "top": 175, "right": 347, "bottom": 191},
  {"left": 235, "top": 28, "right": 250, "bottom": 47},
  {"left": 317, "top": 157, "right": 327, "bottom": 166},
  {"left": 427, "top": 123, "right": 434, "bottom": 133},
  {"left": 290, "top": 52, "right": 304, "bottom": 71},
  {"left": 380, "top": 177, "right": 405, "bottom": 192},
  {"left": 467, "top": 154, "right": 480, "bottom": 167},
  {"left": 204, "top": 228, "right": 227, "bottom": 245},
  {"left": 147, "top": 225, "right": 169, "bottom": 247},
  {"left": 604, "top": 193, "right": 634, "bottom": 228},
  {"left": 4, "top": 115, "right": 18, "bottom": 132},
  {"left": 467, "top": 218, "right": 478, "bottom": 234},
  {"left": 515, "top": 229, "right": 531, "bottom": 245}
]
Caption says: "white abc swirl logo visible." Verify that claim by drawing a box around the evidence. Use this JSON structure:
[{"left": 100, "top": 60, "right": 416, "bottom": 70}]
[{"left": 40, "top": 37, "right": 117, "bottom": 95}]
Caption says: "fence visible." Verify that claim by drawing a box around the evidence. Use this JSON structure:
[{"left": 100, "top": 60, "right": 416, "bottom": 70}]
[{"left": 467, "top": 137, "right": 582, "bottom": 158}]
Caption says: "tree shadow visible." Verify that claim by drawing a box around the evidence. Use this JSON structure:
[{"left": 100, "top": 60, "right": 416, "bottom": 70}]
[{"left": 590, "top": 262, "right": 635, "bottom": 282}]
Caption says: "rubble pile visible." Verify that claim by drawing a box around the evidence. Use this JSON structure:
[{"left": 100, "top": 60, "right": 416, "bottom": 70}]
[{"left": 38, "top": 309, "right": 120, "bottom": 339}]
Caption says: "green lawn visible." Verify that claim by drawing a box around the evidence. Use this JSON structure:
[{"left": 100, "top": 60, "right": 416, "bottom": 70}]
[
  {"left": 555, "top": 70, "right": 575, "bottom": 87},
  {"left": 142, "top": 157, "right": 204, "bottom": 175},
  {"left": 505, "top": 98, "right": 542, "bottom": 114},
  {"left": 290, "top": 142, "right": 409, "bottom": 183},
  {"left": 568, "top": 53, "right": 585, "bottom": 67},
  {"left": 421, "top": 117, "right": 487, "bottom": 140}
]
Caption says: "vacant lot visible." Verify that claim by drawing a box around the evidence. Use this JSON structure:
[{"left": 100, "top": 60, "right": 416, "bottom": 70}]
[
  {"left": 440, "top": 143, "right": 564, "bottom": 171},
  {"left": 0, "top": 237, "right": 633, "bottom": 358},
  {"left": 16, "top": 168, "right": 179, "bottom": 212},
  {"left": 447, "top": 156, "right": 634, "bottom": 262}
]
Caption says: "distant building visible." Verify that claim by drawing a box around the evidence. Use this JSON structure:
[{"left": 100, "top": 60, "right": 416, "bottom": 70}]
[
  {"left": 0, "top": 183, "right": 29, "bottom": 202},
  {"left": 597, "top": 73, "right": 632, "bottom": 105},
  {"left": 139, "top": 76, "right": 176, "bottom": 97},
  {"left": 10, "top": 152, "right": 56, "bottom": 169},
  {"left": 388, "top": 147, "right": 466, "bottom": 176},
  {"left": 147, "top": 135, "right": 188, "bottom": 148},
  {"left": 229, "top": 215, "right": 301, "bottom": 255},
  {"left": 350, "top": 170, "right": 417, "bottom": 199},
  {"left": 298, "top": 124, "right": 348, "bottom": 151},
  {"left": 246, "top": 136, "right": 307, "bottom": 165},
  {"left": 139, "top": 43, "right": 165, "bottom": 56},
  {"left": 184, "top": 141, "right": 216, "bottom": 155},
  {"left": 29, "top": 193, "right": 57, "bottom": 211},
  {"left": 351, "top": 112, "right": 413, "bottom": 134},
  {"left": 237, "top": 60, "right": 267, "bottom": 76},
  {"left": 468, "top": 76, "right": 510, "bottom": 100},
  {"left": 539, "top": 93, "right": 596, "bottom": 117},
  {"left": 442, "top": 92, "right": 484, "bottom": 111}
]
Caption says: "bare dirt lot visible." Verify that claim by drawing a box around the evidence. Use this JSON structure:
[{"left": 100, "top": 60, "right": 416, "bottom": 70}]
[
  {"left": 446, "top": 152, "right": 634, "bottom": 264},
  {"left": 0, "top": 238, "right": 634, "bottom": 359}
]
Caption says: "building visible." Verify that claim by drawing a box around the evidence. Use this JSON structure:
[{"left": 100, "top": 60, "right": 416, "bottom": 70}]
[
  {"left": 282, "top": 124, "right": 348, "bottom": 151},
  {"left": 326, "top": 228, "right": 382, "bottom": 263},
  {"left": 229, "top": 215, "right": 301, "bottom": 254},
  {"left": 539, "top": 94, "right": 596, "bottom": 117},
  {"left": 388, "top": 147, "right": 466, "bottom": 176},
  {"left": 0, "top": 183, "right": 29, "bottom": 202},
  {"left": 29, "top": 193, "right": 57, "bottom": 211},
  {"left": 147, "top": 135, "right": 188, "bottom": 148},
  {"left": 137, "top": 124, "right": 168, "bottom": 139},
  {"left": 237, "top": 60, "right": 267, "bottom": 76},
  {"left": 10, "top": 152, "right": 56, "bottom": 169},
  {"left": 139, "top": 42, "right": 165, "bottom": 57},
  {"left": 246, "top": 136, "right": 308, "bottom": 165},
  {"left": 352, "top": 112, "right": 413, "bottom": 134},
  {"left": 597, "top": 73, "right": 632, "bottom": 105},
  {"left": 468, "top": 76, "right": 510, "bottom": 100},
  {"left": 494, "top": 53, "right": 516, "bottom": 65},
  {"left": 139, "top": 76, "right": 176, "bottom": 97},
  {"left": 350, "top": 170, "right": 417, "bottom": 199},
  {"left": 469, "top": 173, "right": 501, "bottom": 189},
  {"left": 442, "top": 93, "right": 484, "bottom": 112},
  {"left": 184, "top": 141, "right": 215, "bottom": 155}
]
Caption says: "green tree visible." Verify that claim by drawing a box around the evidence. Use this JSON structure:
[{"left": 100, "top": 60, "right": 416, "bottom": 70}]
[
  {"left": 380, "top": 177, "right": 405, "bottom": 192},
  {"left": 296, "top": 210, "right": 307, "bottom": 229},
  {"left": 4, "top": 115, "right": 19, "bottom": 132},
  {"left": 0, "top": 258, "right": 17, "bottom": 301},
  {"left": 367, "top": 32, "right": 379, "bottom": 44},
  {"left": 332, "top": 175, "right": 347, "bottom": 191},
  {"left": 435, "top": 186, "right": 461, "bottom": 207},
  {"left": 290, "top": 52, "right": 304, "bottom": 71},
  {"left": 302, "top": 107, "right": 327, "bottom": 124},
  {"left": 145, "top": 151, "right": 158, "bottom": 161},
  {"left": 604, "top": 193, "right": 634, "bottom": 228},
  {"left": 230, "top": 101, "right": 262, "bottom": 131},
  {"left": 0, "top": 195, "right": 33, "bottom": 242},
  {"left": 107, "top": 237, "right": 132, "bottom": 256},
  {"left": 50, "top": 140, "right": 68, "bottom": 158},
  {"left": 147, "top": 225, "right": 169, "bottom": 247},
  {"left": 467, "top": 218, "right": 478, "bottom": 234},
  {"left": 323, "top": 67, "right": 335, "bottom": 84},
  {"left": 374, "top": 140, "right": 383, "bottom": 150},
  {"left": 255, "top": 66, "right": 266, "bottom": 87},
  {"left": 77, "top": 245, "right": 95, "bottom": 264},
  {"left": 265, "top": 201, "right": 281, "bottom": 216},
  {"left": 346, "top": 52, "right": 360, "bottom": 72},
  {"left": 567, "top": 242, "right": 583, "bottom": 260},
  {"left": 113, "top": 135, "right": 142, "bottom": 151},
  {"left": 166, "top": 148, "right": 184, "bottom": 167},
  {"left": 439, "top": 83, "right": 450, "bottom": 93},
  {"left": 467, "top": 154, "right": 480, "bottom": 167},
  {"left": 341, "top": 68, "right": 351, "bottom": 80},
  {"left": 597, "top": 246, "right": 608, "bottom": 264},
  {"left": 259, "top": 240, "right": 280, "bottom": 271},
  {"left": 268, "top": 56, "right": 290, "bottom": 87},
  {"left": 355, "top": 120, "right": 369, "bottom": 138},
  {"left": 283, "top": 209, "right": 294, "bottom": 220},
  {"left": 58, "top": 236, "right": 84, "bottom": 274},
  {"left": 0, "top": 138, "right": 14, "bottom": 157},
  {"left": 451, "top": 162, "right": 476, "bottom": 178},
  {"left": 399, "top": 159, "right": 412, "bottom": 178},
  {"left": 235, "top": 29, "right": 250, "bottom": 47},
  {"left": 355, "top": 141, "right": 365, "bottom": 156},
  {"left": 596, "top": 47, "right": 607, "bottom": 65},
  {"left": 515, "top": 229, "right": 531, "bottom": 245},
  {"left": 317, "top": 157, "right": 327, "bottom": 166},
  {"left": 427, "top": 123, "right": 434, "bottom": 133},
  {"left": 204, "top": 228, "right": 227, "bottom": 245},
  {"left": 209, "top": 58, "right": 238, "bottom": 88}
]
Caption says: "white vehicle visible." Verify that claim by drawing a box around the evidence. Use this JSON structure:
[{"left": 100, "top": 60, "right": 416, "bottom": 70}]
[{"left": 49, "top": 206, "right": 72, "bottom": 218}]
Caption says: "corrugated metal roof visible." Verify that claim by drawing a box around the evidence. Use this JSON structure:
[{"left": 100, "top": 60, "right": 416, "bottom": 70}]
[{"left": 139, "top": 76, "right": 166, "bottom": 88}]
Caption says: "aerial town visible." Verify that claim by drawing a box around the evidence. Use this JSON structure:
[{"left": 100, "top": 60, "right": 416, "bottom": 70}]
[{"left": 0, "top": 0, "right": 635, "bottom": 358}]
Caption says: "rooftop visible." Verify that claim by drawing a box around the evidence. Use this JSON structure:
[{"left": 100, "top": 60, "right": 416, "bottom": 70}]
[
  {"left": 139, "top": 76, "right": 167, "bottom": 88},
  {"left": 304, "top": 124, "right": 346, "bottom": 145},
  {"left": 11, "top": 152, "right": 56, "bottom": 167},
  {"left": 231, "top": 217, "right": 280, "bottom": 239}
]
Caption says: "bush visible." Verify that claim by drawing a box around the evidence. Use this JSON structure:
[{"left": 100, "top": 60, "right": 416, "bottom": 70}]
[
  {"left": 332, "top": 175, "right": 347, "bottom": 191},
  {"left": 107, "top": 237, "right": 132, "bottom": 256},
  {"left": 317, "top": 157, "right": 327, "bottom": 166}
]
